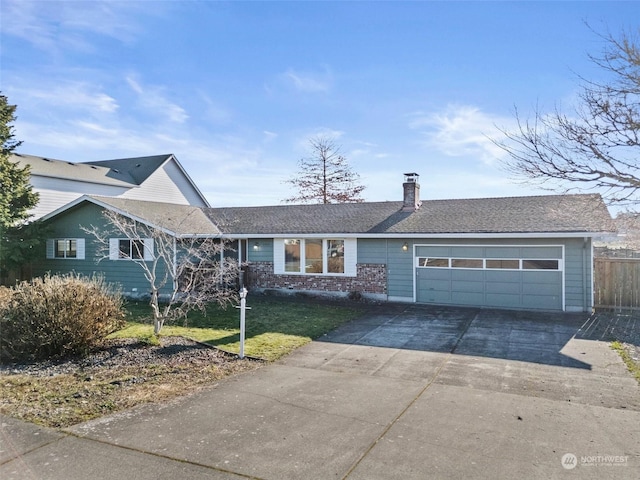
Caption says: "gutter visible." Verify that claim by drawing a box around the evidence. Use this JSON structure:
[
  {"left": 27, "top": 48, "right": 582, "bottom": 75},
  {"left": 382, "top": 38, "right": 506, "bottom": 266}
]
[{"left": 217, "top": 231, "right": 615, "bottom": 240}]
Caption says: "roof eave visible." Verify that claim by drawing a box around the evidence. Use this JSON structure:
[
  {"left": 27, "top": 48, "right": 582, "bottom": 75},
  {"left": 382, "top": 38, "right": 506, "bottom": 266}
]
[
  {"left": 218, "top": 231, "right": 614, "bottom": 239},
  {"left": 42, "top": 195, "right": 180, "bottom": 237},
  {"left": 31, "top": 172, "right": 135, "bottom": 188}
]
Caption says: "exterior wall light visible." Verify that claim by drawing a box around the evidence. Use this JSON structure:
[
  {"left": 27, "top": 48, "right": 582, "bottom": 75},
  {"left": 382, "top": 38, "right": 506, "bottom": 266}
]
[
  {"left": 402, "top": 242, "right": 409, "bottom": 252},
  {"left": 253, "top": 242, "right": 260, "bottom": 250}
]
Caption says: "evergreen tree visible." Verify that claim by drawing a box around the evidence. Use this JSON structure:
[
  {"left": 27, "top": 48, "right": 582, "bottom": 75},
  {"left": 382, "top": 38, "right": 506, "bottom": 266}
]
[
  {"left": 0, "top": 94, "right": 44, "bottom": 283},
  {"left": 0, "top": 94, "right": 38, "bottom": 228}
]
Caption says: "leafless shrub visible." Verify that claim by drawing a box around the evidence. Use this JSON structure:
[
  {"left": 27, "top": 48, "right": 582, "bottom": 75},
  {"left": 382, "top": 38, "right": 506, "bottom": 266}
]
[
  {"left": 0, "top": 274, "right": 126, "bottom": 362},
  {"left": 84, "top": 210, "right": 241, "bottom": 335}
]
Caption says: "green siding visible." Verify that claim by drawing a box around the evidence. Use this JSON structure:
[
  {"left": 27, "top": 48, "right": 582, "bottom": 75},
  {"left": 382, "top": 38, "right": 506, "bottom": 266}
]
[
  {"left": 33, "top": 202, "right": 171, "bottom": 296},
  {"left": 358, "top": 237, "right": 593, "bottom": 311}
]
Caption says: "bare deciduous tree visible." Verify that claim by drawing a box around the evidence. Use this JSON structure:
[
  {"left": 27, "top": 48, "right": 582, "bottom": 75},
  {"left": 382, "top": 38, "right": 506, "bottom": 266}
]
[
  {"left": 84, "top": 210, "right": 240, "bottom": 335},
  {"left": 495, "top": 28, "right": 640, "bottom": 209},
  {"left": 284, "top": 136, "right": 366, "bottom": 204}
]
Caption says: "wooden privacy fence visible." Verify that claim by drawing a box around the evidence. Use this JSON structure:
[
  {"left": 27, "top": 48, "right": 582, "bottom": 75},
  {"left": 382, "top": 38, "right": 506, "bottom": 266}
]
[{"left": 594, "top": 258, "right": 640, "bottom": 310}]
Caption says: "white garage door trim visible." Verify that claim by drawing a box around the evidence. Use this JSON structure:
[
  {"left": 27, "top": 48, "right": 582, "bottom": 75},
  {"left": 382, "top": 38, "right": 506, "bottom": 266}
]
[{"left": 413, "top": 244, "right": 565, "bottom": 311}]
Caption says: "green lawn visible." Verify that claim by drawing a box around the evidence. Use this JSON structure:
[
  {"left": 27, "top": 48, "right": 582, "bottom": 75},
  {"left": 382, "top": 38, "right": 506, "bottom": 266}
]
[{"left": 110, "top": 295, "right": 368, "bottom": 361}]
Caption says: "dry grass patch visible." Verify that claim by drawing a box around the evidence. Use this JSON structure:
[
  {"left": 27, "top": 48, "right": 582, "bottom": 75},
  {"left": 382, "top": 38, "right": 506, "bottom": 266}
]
[
  {"left": 1, "top": 294, "right": 368, "bottom": 428},
  {"left": 0, "top": 337, "right": 260, "bottom": 428}
]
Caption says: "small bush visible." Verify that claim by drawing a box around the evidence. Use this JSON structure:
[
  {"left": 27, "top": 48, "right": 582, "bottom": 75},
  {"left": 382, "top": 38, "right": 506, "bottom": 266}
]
[
  {"left": 0, "top": 286, "right": 13, "bottom": 309},
  {"left": 0, "top": 274, "right": 126, "bottom": 362}
]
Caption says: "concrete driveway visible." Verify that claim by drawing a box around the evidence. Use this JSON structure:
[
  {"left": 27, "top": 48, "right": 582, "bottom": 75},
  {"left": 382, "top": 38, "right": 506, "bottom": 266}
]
[{"left": 2, "top": 304, "right": 639, "bottom": 479}]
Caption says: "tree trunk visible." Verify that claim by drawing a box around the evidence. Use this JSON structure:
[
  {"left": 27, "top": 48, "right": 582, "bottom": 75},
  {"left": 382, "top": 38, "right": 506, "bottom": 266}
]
[{"left": 149, "top": 288, "right": 164, "bottom": 335}]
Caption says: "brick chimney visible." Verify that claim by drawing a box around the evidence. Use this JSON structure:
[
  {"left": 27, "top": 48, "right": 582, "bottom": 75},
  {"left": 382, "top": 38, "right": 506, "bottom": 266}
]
[{"left": 402, "top": 173, "right": 421, "bottom": 212}]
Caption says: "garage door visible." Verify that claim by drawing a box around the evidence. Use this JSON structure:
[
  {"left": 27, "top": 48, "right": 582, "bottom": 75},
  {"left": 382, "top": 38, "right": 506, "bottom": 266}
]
[{"left": 415, "top": 245, "right": 563, "bottom": 311}]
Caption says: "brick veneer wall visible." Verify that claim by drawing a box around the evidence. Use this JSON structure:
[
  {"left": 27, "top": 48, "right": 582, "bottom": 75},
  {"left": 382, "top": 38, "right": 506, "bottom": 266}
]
[{"left": 246, "top": 262, "right": 386, "bottom": 295}]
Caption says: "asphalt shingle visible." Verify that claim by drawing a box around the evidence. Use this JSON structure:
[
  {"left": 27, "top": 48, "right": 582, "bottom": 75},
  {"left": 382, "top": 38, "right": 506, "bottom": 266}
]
[
  {"left": 204, "top": 194, "right": 615, "bottom": 236},
  {"left": 89, "top": 196, "right": 221, "bottom": 237},
  {"left": 11, "top": 153, "right": 173, "bottom": 188}
]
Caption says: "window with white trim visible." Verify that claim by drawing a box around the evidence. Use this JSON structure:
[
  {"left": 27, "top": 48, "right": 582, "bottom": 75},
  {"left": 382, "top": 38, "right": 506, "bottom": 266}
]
[
  {"left": 417, "top": 257, "right": 561, "bottom": 271},
  {"left": 280, "top": 238, "right": 348, "bottom": 275},
  {"left": 46, "top": 238, "right": 85, "bottom": 259},
  {"left": 109, "top": 238, "right": 154, "bottom": 261}
]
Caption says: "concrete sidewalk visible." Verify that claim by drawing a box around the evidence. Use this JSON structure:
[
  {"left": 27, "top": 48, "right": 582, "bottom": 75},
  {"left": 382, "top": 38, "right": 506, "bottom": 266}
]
[{"left": 1, "top": 306, "right": 639, "bottom": 479}]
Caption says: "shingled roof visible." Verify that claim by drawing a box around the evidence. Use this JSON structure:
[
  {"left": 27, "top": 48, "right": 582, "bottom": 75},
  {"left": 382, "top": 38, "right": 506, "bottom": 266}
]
[
  {"left": 48, "top": 193, "right": 614, "bottom": 238},
  {"left": 204, "top": 194, "right": 615, "bottom": 236},
  {"left": 86, "top": 155, "right": 172, "bottom": 185},
  {"left": 10, "top": 153, "right": 174, "bottom": 187},
  {"left": 85, "top": 196, "right": 221, "bottom": 237}
]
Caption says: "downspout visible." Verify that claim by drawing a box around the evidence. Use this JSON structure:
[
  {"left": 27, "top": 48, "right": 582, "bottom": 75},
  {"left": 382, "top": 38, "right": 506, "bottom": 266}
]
[
  {"left": 173, "top": 237, "right": 177, "bottom": 290},
  {"left": 386, "top": 238, "right": 389, "bottom": 300},
  {"left": 237, "top": 239, "right": 243, "bottom": 288},
  {"left": 583, "top": 237, "right": 589, "bottom": 312},
  {"left": 220, "top": 240, "right": 224, "bottom": 284}
]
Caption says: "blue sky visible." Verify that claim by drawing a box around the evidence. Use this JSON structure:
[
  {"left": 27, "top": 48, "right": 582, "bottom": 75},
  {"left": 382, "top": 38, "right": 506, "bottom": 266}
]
[{"left": 1, "top": 1, "right": 637, "bottom": 207}]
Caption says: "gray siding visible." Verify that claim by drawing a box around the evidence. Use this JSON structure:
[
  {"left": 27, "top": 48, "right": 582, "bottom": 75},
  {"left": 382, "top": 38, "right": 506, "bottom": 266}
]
[
  {"left": 358, "top": 237, "right": 593, "bottom": 311},
  {"left": 248, "top": 239, "right": 274, "bottom": 262},
  {"left": 564, "top": 237, "right": 592, "bottom": 311},
  {"left": 178, "top": 238, "right": 593, "bottom": 311},
  {"left": 358, "top": 238, "right": 414, "bottom": 298},
  {"left": 33, "top": 202, "right": 171, "bottom": 296}
]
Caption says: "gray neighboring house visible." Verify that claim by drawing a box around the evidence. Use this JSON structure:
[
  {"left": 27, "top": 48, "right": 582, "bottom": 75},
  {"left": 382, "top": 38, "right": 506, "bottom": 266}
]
[
  {"left": 36, "top": 173, "right": 615, "bottom": 313},
  {"left": 10, "top": 153, "right": 210, "bottom": 220}
]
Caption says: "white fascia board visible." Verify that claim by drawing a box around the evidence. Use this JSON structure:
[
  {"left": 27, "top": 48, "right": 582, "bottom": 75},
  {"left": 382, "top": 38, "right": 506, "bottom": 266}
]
[
  {"left": 32, "top": 172, "right": 135, "bottom": 188},
  {"left": 221, "top": 231, "right": 612, "bottom": 239},
  {"left": 176, "top": 233, "right": 223, "bottom": 239},
  {"left": 385, "top": 232, "right": 614, "bottom": 239}
]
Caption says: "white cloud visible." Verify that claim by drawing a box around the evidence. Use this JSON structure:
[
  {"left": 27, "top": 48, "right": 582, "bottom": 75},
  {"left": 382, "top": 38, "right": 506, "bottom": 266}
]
[
  {"left": 126, "top": 76, "right": 188, "bottom": 124},
  {"left": 196, "top": 92, "right": 233, "bottom": 125},
  {"left": 263, "top": 131, "right": 278, "bottom": 141},
  {"left": 10, "top": 82, "right": 119, "bottom": 113},
  {"left": 1, "top": 0, "right": 156, "bottom": 53},
  {"left": 281, "top": 67, "right": 333, "bottom": 93},
  {"left": 408, "top": 104, "right": 515, "bottom": 165}
]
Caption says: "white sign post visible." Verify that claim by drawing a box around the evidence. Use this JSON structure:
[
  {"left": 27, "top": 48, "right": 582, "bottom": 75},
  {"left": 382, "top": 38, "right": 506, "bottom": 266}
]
[{"left": 236, "top": 287, "right": 250, "bottom": 359}]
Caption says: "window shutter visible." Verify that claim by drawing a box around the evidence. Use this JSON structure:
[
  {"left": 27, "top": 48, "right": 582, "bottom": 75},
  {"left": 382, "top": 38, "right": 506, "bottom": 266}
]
[
  {"left": 143, "top": 238, "right": 154, "bottom": 261},
  {"left": 343, "top": 238, "right": 357, "bottom": 276},
  {"left": 109, "top": 238, "right": 119, "bottom": 260},
  {"left": 273, "top": 239, "right": 285, "bottom": 274},
  {"left": 76, "top": 239, "right": 85, "bottom": 260},
  {"left": 46, "top": 239, "right": 55, "bottom": 259}
]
